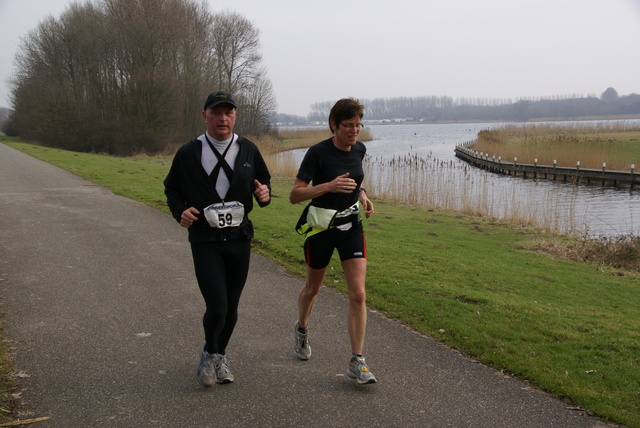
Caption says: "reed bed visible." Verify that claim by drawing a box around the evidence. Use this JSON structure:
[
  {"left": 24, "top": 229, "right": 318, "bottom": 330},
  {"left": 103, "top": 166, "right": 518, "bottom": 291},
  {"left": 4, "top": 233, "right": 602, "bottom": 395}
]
[
  {"left": 471, "top": 122, "right": 640, "bottom": 170},
  {"left": 263, "top": 146, "right": 579, "bottom": 234},
  {"left": 362, "top": 153, "right": 581, "bottom": 234},
  {"left": 259, "top": 127, "right": 634, "bottom": 237}
]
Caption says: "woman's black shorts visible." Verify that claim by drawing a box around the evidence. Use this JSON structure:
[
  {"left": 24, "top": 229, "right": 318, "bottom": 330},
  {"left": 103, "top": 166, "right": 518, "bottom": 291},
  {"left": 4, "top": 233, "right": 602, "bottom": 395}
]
[{"left": 304, "top": 223, "right": 366, "bottom": 269}]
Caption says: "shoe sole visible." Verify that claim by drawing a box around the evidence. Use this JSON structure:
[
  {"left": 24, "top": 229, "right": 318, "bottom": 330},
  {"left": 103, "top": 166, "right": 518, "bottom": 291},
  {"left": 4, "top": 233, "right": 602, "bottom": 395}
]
[
  {"left": 215, "top": 368, "right": 234, "bottom": 384},
  {"left": 197, "top": 375, "right": 215, "bottom": 387},
  {"left": 347, "top": 370, "right": 377, "bottom": 385},
  {"left": 295, "top": 351, "right": 310, "bottom": 361}
]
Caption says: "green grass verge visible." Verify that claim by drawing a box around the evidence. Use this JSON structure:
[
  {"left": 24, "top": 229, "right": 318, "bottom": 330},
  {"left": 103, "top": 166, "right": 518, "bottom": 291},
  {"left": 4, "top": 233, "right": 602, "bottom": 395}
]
[{"left": 2, "top": 137, "right": 640, "bottom": 427}]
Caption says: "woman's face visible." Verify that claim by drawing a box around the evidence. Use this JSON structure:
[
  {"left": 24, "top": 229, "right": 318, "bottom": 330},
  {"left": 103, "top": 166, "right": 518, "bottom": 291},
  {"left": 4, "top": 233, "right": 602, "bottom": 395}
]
[{"left": 331, "top": 116, "right": 362, "bottom": 151}]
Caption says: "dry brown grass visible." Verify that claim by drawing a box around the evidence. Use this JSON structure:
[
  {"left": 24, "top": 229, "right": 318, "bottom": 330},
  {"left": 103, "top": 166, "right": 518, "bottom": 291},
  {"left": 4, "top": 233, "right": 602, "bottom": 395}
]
[
  {"left": 361, "top": 152, "right": 582, "bottom": 234},
  {"left": 523, "top": 234, "right": 640, "bottom": 273},
  {"left": 471, "top": 122, "right": 640, "bottom": 170},
  {"left": 258, "top": 125, "right": 636, "bottom": 239},
  {"left": 254, "top": 143, "right": 590, "bottom": 235},
  {"left": 276, "top": 128, "right": 333, "bottom": 150}
]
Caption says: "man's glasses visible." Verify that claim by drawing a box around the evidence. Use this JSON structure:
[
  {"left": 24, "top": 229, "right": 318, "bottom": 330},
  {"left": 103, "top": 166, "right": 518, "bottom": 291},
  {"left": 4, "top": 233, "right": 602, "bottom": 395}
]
[{"left": 340, "top": 123, "right": 364, "bottom": 130}]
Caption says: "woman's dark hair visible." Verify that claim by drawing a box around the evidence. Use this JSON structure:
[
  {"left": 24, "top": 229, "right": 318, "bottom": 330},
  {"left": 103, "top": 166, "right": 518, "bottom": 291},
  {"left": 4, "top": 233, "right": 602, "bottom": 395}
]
[{"left": 328, "top": 98, "right": 364, "bottom": 133}]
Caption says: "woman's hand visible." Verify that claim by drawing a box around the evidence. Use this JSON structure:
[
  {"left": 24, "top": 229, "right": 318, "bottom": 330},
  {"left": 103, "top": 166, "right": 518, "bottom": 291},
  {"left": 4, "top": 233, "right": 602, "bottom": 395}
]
[
  {"left": 359, "top": 192, "right": 374, "bottom": 218},
  {"left": 330, "top": 173, "right": 356, "bottom": 193},
  {"left": 289, "top": 173, "right": 356, "bottom": 205}
]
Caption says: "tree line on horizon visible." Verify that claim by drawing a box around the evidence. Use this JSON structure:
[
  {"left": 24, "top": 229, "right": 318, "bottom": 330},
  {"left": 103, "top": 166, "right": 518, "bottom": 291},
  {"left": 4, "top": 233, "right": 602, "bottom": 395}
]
[
  {"left": 5, "top": 0, "right": 276, "bottom": 156},
  {"left": 274, "top": 88, "right": 640, "bottom": 125}
]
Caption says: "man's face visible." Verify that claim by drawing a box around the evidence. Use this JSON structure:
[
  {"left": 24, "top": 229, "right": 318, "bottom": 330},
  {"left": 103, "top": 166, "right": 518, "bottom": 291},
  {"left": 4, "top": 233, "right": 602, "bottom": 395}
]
[{"left": 202, "top": 103, "right": 236, "bottom": 140}]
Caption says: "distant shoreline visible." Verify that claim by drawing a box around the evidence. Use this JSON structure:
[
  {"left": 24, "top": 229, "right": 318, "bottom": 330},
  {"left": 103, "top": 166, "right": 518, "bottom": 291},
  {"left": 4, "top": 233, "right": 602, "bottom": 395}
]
[
  {"left": 279, "top": 114, "right": 640, "bottom": 128},
  {"left": 363, "top": 114, "right": 640, "bottom": 126}
]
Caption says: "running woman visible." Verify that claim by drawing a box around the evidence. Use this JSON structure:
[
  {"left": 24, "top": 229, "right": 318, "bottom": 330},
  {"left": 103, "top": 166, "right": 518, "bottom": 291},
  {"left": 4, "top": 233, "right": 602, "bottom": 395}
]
[{"left": 290, "top": 98, "right": 377, "bottom": 384}]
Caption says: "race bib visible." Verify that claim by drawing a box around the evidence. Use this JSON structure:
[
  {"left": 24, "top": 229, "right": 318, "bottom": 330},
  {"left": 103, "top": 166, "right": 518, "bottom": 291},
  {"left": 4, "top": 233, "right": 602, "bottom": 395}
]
[{"left": 203, "top": 201, "right": 245, "bottom": 228}]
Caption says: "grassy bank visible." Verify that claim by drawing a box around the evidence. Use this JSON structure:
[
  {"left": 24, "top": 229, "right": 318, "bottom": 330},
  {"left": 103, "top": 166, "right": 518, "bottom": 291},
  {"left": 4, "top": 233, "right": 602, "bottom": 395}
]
[{"left": 1, "top": 136, "right": 640, "bottom": 427}]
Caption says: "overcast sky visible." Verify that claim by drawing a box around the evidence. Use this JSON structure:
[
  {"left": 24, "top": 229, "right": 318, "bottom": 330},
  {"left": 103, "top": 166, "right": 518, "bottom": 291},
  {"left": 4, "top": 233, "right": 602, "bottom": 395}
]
[{"left": 1, "top": 0, "right": 639, "bottom": 116}]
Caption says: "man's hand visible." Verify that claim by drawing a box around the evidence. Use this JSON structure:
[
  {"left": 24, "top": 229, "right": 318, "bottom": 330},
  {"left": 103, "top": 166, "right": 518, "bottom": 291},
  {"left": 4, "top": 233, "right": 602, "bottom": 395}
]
[
  {"left": 180, "top": 207, "right": 200, "bottom": 227},
  {"left": 254, "top": 179, "right": 270, "bottom": 203}
]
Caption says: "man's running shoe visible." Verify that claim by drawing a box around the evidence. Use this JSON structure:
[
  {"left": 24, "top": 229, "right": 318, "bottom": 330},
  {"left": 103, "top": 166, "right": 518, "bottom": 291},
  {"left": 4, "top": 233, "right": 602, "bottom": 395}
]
[
  {"left": 294, "top": 322, "right": 311, "bottom": 360},
  {"left": 213, "top": 354, "right": 234, "bottom": 384},
  {"left": 347, "top": 355, "right": 377, "bottom": 385},
  {"left": 197, "top": 348, "right": 216, "bottom": 387}
]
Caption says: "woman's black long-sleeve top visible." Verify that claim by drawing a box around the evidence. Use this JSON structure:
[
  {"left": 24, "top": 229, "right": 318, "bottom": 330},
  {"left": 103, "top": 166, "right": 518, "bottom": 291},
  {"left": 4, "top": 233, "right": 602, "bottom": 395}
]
[{"left": 163, "top": 136, "right": 271, "bottom": 243}]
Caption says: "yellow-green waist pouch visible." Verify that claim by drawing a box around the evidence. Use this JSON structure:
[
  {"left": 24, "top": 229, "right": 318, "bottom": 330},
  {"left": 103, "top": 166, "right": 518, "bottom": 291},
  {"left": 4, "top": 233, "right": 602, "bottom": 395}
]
[{"left": 296, "top": 203, "right": 361, "bottom": 237}]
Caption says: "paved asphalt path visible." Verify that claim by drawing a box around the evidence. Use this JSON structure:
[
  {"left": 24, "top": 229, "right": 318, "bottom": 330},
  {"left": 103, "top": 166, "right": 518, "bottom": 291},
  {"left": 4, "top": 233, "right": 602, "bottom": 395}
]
[{"left": 0, "top": 143, "right": 617, "bottom": 427}]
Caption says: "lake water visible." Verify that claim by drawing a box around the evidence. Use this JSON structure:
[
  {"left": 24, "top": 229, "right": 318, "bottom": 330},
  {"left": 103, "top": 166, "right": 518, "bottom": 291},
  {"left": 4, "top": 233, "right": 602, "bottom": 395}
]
[{"left": 282, "top": 121, "right": 640, "bottom": 237}]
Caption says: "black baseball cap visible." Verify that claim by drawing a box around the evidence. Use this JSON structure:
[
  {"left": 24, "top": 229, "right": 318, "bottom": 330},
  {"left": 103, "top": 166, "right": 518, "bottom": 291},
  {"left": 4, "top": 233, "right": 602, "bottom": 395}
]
[{"left": 203, "top": 91, "right": 237, "bottom": 110}]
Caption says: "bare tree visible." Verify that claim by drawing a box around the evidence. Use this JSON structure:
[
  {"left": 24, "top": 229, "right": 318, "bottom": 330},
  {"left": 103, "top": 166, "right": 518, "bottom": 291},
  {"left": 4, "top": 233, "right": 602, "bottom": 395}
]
[
  {"left": 206, "top": 10, "right": 276, "bottom": 136},
  {"left": 9, "top": 0, "right": 276, "bottom": 155},
  {"left": 11, "top": 15, "right": 79, "bottom": 147},
  {"left": 236, "top": 70, "right": 277, "bottom": 135},
  {"left": 209, "top": 11, "right": 262, "bottom": 94}
]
